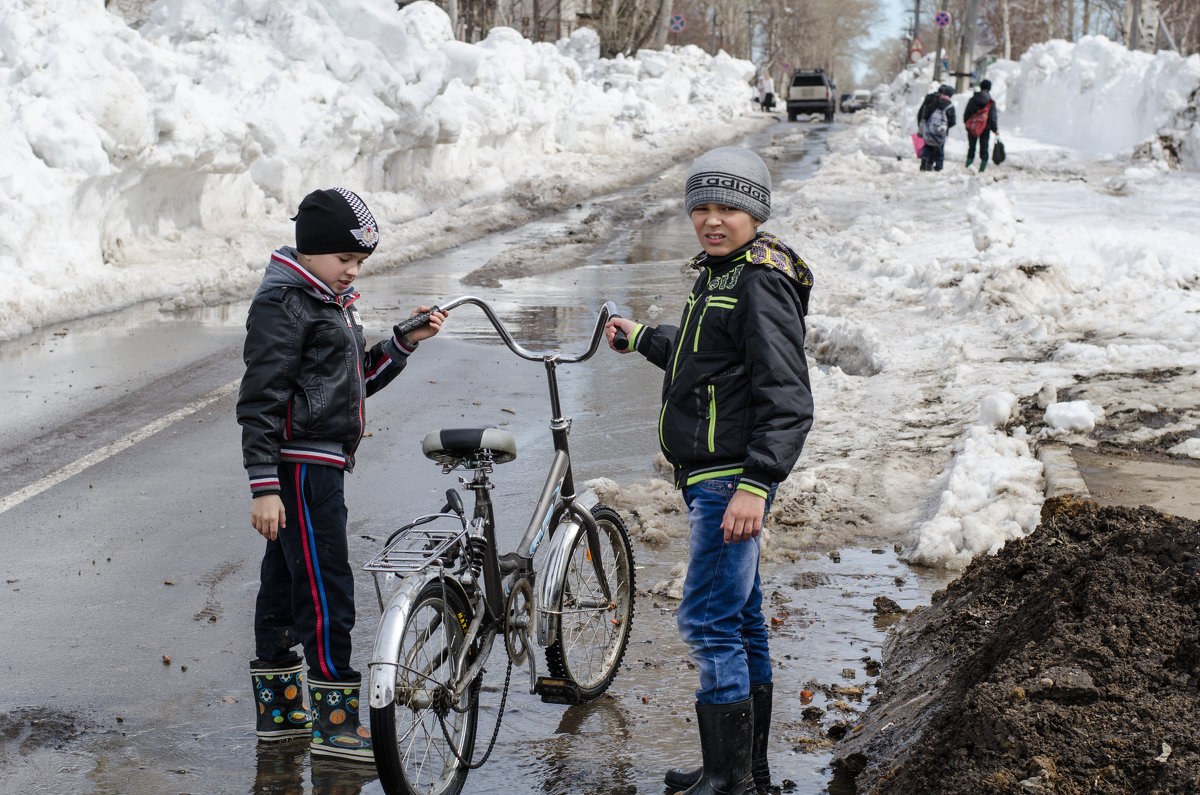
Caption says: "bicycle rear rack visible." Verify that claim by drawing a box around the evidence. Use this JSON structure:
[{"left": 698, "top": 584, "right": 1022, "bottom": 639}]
[{"left": 363, "top": 524, "right": 468, "bottom": 576}]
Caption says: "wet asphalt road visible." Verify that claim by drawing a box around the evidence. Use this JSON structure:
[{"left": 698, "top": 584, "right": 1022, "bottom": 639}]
[{"left": 0, "top": 116, "right": 955, "bottom": 794}]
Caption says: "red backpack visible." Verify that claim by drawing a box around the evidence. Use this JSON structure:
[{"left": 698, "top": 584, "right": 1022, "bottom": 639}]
[{"left": 965, "top": 100, "right": 993, "bottom": 138}]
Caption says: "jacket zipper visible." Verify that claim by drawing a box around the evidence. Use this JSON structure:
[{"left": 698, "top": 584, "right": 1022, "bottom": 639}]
[
  {"left": 341, "top": 298, "right": 366, "bottom": 455},
  {"left": 662, "top": 280, "right": 706, "bottom": 456},
  {"left": 706, "top": 385, "right": 716, "bottom": 452}
]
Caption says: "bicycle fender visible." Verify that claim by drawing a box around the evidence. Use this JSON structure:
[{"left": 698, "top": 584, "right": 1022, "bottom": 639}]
[
  {"left": 535, "top": 517, "right": 584, "bottom": 648},
  {"left": 367, "top": 570, "right": 472, "bottom": 710}
]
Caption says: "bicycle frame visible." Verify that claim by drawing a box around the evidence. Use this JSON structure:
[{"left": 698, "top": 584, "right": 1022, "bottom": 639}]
[{"left": 367, "top": 296, "right": 620, "bottom": 711}]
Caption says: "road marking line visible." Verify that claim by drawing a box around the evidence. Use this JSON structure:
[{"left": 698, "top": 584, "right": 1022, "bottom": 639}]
[{"left": 0, "top": 379, "right": 240, "bottom": 516}]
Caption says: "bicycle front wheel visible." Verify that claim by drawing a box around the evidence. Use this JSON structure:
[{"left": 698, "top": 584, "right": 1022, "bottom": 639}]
[
  {"left": 545, "top": 504, "right": 635, "bottom": 700},
  {"left": 371, "top": 580, "right": 479, "bottom": 795}
]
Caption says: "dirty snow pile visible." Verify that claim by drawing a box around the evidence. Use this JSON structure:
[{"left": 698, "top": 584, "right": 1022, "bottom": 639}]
[
  {"left": 764, "top": 35, "right": 1200, "bottom": 569},
  {"left": 0, "top": 0, "right": 759, "bottom": 340}
]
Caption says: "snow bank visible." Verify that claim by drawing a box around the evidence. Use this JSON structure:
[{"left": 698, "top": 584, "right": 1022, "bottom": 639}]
[{"left": 0, "top": 0, "right": 757, "bottom": 340}]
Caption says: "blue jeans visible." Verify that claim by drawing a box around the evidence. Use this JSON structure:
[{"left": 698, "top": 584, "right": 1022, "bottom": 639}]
[{"left": 677, "top": 476, "right": 776, "bottom": 705}]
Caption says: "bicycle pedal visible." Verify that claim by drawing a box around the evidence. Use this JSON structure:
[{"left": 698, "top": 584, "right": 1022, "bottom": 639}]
[{"left": 534, "top": 676, "right": 583, "bottom": 705}]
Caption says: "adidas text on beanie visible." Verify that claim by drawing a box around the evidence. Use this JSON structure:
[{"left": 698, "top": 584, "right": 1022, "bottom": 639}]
[{"left": 684, "top": 147, "right": 771, "bottom": 222}]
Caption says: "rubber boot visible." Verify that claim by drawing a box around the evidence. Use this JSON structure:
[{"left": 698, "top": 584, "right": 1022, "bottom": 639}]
[
  {"left": 748, "top": 683, "right": 773, "bottom": 792},
  {"left": 965, "top": 156, "right": 974, "bottom": 168},
  {"left": 665, "top": 684, "right": 773, "bottom": 793},
  {"left": 980, "top": 160, "right": 988, "bottom": 173},
  {"left": 669, "top": 698, "right": 753, "bottom": 794},
  {"left": 309, "top": 677, "right": 373, "bottom": 763},
  {"left": 251, "top": 656, "right": 312, "bottom": 742}
]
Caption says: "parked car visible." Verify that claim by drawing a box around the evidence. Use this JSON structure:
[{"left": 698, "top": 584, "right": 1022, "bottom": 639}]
[
  {"left": 842, "top": 89, "right": 872, "bottom": 113},
  {"left": 786, "top": 69, "right": 836, "bottom": 122},
  {"left": 839, "top": 93, "right": 852, "bottom": 112}
]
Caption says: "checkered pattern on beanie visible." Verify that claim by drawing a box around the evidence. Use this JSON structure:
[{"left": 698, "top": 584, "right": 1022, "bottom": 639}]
[{"left": 332, "top": 188, "right": 379, "bottom": 250}]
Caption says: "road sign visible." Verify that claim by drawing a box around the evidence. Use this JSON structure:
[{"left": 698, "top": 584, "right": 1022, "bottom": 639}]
[
  {"left": 909, "top": 35, "right": 925, "bottom": 63},
  {"left": 783, "top": 62, "right": 791, "bottom": 71},
  {"left": 669, "top": 14, "right": 686, "bottom": 32},
  {"left": 935, "top": 11, "right": 951, "bottom": 28}
]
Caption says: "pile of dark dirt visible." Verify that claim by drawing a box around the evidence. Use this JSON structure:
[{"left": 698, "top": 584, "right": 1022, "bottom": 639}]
[{"left": 830, "top": 499, "right": 1200, "bottom": 794}]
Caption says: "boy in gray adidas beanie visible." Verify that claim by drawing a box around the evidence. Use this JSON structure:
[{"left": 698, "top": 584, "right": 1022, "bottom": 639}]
[
  {"left": 605, "top": 146, "right": 814, "bottom": 794},
  {"left": 237, "top": 187, "right": 447, "bottom": 762}
]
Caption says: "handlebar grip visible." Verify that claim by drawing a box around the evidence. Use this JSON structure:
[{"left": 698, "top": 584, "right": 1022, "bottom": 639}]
[
  {"left": 611, "top": 314, "right": 629, "bottom": 351},
  {"left": 394, "top": 307, "right": 437, "bottom": 339}
]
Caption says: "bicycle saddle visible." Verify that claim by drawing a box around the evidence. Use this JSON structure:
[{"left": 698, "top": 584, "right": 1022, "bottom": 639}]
[{"left": 421, "top": 427, "right": 517, "bottom": 466}]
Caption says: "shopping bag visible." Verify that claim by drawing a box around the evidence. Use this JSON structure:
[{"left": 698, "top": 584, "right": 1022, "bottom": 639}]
[
  {"left": 993, "top": 137, "right": 1006, "bottom": 165},
  {"left": 911, "top": 133, "right": 925, "bottom": 158}
]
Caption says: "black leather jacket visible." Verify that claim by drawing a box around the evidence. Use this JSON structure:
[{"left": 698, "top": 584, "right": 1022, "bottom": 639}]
[
  {"left": 237, "top": 247, "right": 412, "bottom": 496},
  {"left": 627, "top": 233, "right": 814, "bottom": 494}
]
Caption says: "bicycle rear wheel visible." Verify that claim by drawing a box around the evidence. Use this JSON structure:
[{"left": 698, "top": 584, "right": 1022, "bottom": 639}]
[
  {"left": 371, "top": 580, "right": 479, "bottom": 795},
  {"left": 545, "top": 504, "right": 635, "bottom": 700}
]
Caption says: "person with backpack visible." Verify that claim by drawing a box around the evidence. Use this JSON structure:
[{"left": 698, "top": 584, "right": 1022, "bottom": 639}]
[
  {"left": 916, "top": 84, "right": 956, "bottom": 172},
  {"left": 964, "top": 79, "right": 1000, "bottom": 172}
]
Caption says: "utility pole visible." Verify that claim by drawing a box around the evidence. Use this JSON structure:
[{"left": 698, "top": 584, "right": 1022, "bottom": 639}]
[
  {"left": 954, "top": 0, "right": 980, "bottom": 93},
  {"left": 911, "top": 0, "right": 921, "bottom": 57},
  {"left": 933, "top": 0, "right": 948, "bottom": 83}
]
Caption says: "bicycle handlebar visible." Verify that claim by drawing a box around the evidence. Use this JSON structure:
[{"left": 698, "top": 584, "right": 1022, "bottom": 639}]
[{"left": 396, "top": 295, "right": 619, "bottom": 364}]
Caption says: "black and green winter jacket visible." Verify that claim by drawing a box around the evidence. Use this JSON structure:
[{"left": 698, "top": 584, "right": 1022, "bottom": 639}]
[{"left": 625, "top": 232, "right": 814, "bottom": 496}]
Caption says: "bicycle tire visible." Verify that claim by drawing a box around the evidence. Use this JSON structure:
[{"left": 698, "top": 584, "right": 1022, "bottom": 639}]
[
  {"left": 545, "top": 504, "right": 635, "bottom": 700},
  {"left": 371, "top": 580, "right": 479, "bottom": 795}
]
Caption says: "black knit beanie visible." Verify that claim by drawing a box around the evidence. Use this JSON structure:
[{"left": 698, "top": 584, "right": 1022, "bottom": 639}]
[
  {"left": 293, "top": 188, "right": 379, "bottom": 255},
  {"left": 684, "top": 147, "right": 771, "bottom": 222}
]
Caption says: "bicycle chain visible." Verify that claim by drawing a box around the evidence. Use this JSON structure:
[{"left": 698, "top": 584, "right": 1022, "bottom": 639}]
[{"left": 437, "top": 655, "right": 513, "bottom": 770}]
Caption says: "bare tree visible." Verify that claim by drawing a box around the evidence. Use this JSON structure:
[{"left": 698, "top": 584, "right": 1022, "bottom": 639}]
[{"left": 591, "top": 0, "right": 672, "bottom": 55}]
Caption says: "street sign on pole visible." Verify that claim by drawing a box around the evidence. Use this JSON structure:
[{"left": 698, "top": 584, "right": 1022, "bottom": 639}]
[
  {"left": 669, "top": 14, "right": 686, "bottom": 33},
  {"left": 935, "top": 11, "right": 951, "bottom": 28},
  {"left": 909, "top": 35, "right": 925, "bottom": 63}
]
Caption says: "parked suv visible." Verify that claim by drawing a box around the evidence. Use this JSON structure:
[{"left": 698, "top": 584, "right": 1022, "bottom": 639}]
[{"left": 787, "top": 69, "right": 836, "bottom": 122}]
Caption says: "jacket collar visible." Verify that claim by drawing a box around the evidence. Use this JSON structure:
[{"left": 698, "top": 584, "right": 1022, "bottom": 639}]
[{"left": 259, "top": 247, "right": 360, "bottom": 307}]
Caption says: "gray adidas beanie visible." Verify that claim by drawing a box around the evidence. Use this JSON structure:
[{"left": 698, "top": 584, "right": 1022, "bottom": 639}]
[{"left": 684, "top": 146, "right": 771, "bottom": 222}]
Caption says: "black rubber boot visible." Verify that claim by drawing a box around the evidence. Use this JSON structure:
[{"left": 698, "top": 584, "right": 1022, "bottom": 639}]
[
  {"left": 749, "top": 683, "right": 773, "bottom": 792},
  {"left": 665, "top": 684, "right": 773, "bottom": 793},
  {"left": 309, "top": 677, "right": 373, "bottom": 763},
  {"left": 251, "top": 656, "right": 312, "bottom": 742},
  {"left": 668, "top": 698, "right": 753, "bottom": 794}
]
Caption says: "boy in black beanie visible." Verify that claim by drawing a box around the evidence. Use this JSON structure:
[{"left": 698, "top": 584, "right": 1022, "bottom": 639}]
[
  {"left": 605, "top": 147, "right": 814, "bottom": 794},
  {"left": 237, "top": 187, "right": 447, "bottom": 762}
]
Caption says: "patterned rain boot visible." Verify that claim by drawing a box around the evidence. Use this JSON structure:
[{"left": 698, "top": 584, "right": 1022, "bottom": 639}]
[
  {"left": 309, "top": 677, "right": 373, "bottom": 763},
  {"left": 251, "top": 656, "right": 312, "bottom": 742}
]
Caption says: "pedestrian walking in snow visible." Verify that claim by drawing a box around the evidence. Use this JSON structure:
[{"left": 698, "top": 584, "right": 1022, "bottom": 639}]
[
  {"left": 917, "top": 84, "right": 957, "bottom": 172},
  {"left": 756, "top": 72, "right": 775, "bottom": 111},
  {"left": 964, "top": 79, "right": 1000, "bottom": 172},
  {"left": 237, "top": 188, "right": 447, "bottom": 762},
  {"left": 605, "top": 147, "right": 814, "bottom": 794}
]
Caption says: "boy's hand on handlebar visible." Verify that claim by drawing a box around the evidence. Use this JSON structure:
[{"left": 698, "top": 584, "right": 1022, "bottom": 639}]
[
  {"left": 402, "top": 306, "right": 448, "bottom": 346},
  {"left": 605, "top": 317, "right": 635, "bottom": 353}
]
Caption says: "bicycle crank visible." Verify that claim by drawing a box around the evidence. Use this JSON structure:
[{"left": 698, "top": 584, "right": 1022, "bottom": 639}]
[{"left": 504, "top": 576, "right": 534, "bottom": 665}]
